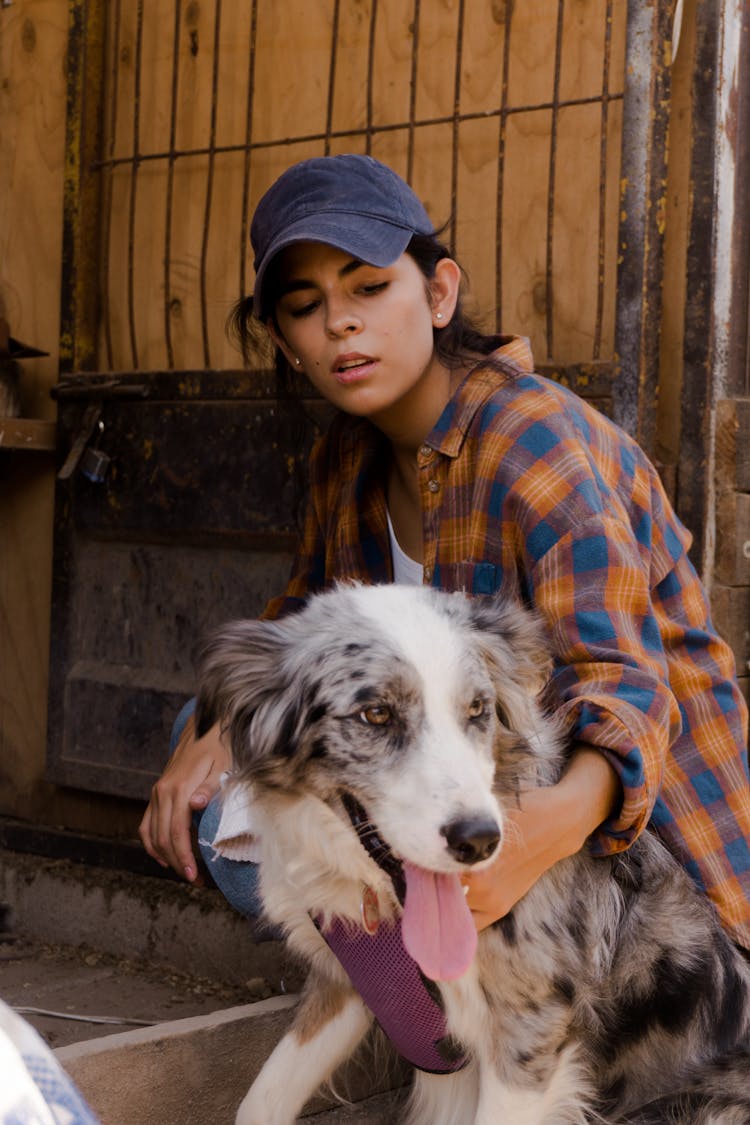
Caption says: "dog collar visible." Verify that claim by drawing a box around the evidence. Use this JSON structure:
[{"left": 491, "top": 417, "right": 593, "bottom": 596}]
[
  {"left": 313, "top": 793, "right": 468, "bottom": 1075},
  {"left": 340, "top": 792, "right": 406, "bottom": 903}
]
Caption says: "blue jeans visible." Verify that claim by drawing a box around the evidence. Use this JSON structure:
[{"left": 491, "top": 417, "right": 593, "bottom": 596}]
[{"left": 171, "top": 699, "right": 264, "bottom": 923}]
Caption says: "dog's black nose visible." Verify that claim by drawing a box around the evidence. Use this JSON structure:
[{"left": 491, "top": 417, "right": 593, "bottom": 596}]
[{"left": 442, "top": 816, "right": 500, "bottom": 865}]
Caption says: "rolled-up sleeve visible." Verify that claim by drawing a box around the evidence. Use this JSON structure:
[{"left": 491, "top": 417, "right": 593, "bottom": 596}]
[{"left": 529, "top": 514, "right": 683, "bottom": 852}]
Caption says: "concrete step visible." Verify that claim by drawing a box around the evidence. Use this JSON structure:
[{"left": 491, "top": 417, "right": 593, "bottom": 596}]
[
  {"left": 1, "top": 848, "right": 296, "bottom": 987},
  {"left": 57, "top": 998, "right": 408, "bottom": 1125},
  {"left": 2, "top": 850, "right": 407, "bottom": 1122}
]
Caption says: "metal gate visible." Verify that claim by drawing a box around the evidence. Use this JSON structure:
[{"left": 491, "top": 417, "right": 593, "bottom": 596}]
[{"left": 48, "top": 0, "right": 676, "bottom": 799}]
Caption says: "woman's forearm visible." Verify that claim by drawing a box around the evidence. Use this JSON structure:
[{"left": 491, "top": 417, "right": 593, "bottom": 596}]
[{"left": 463, "top": 743, "right": 621, "bottom": 931}]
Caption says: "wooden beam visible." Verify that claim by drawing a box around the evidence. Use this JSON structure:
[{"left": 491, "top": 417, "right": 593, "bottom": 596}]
[{"left": 0, "top": 418, "right": 57, "bottom": 452}]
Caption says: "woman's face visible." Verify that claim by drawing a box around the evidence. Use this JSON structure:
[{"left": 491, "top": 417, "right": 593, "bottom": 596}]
[{"left": 267, "top": 242, "right": 459, "bottom": 438}]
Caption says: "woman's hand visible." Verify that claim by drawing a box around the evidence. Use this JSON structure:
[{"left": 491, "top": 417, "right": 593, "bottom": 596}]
[
  {"left": 138, "top": 716, "right": 231, "bottom": 882},
  {"left": 463, "top": 745, "right": 620, "bottom": 931}
]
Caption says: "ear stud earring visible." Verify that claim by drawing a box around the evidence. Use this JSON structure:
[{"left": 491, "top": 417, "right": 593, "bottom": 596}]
[
  {"left": 435, "top": 313, "right": 444, "bottom": 321},
  {"left": 295, "top": 357, "right": 301, "bottom": 366}
]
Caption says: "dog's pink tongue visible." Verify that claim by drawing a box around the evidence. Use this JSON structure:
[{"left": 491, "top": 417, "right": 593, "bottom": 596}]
[{"left": 401, "top": 861, "right": 477, "bottom": 981}]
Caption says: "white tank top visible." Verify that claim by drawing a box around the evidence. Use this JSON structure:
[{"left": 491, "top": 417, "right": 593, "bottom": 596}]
[{"left": 386, "top": 510, "right": 423, "bottom": 586}]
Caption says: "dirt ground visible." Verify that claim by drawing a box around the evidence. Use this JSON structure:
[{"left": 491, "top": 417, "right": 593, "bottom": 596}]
[{"left": 0, "top": 930, "right": 299, "bottom": 1051}]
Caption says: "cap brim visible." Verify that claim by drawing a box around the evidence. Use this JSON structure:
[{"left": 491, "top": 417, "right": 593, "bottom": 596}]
[{"left": 252, "top": 214, "right": 419, "bottom": 317}]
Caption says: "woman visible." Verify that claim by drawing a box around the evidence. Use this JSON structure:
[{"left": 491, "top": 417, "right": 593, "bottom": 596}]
[{"left": 139, "top": 154, "right": 750, "bottom": 946}]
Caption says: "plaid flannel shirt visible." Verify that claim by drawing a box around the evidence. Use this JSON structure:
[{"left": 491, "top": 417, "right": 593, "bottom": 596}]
[{"left": 263, "top": 337, "right": 750, "bottom": 947}]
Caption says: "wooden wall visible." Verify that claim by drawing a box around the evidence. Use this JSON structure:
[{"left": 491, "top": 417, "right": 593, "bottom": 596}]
[
  {"left": 0, "top": 1, "right": 137, "bottom": 836},
  {"left": 0, "top": 0, "right": 66, "bottom": 821}
]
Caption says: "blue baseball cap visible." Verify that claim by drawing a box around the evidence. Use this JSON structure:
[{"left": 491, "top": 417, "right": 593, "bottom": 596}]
[{"left": 250, "top": 154, "right": 435, "bottom": 316}]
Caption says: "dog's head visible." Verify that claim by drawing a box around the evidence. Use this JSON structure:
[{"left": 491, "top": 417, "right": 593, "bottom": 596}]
[{"left": 196, "top": 583, "right": 560, "bottom": 874}]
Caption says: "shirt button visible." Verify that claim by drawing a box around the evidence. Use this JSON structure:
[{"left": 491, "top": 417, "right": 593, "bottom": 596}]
[
  {"left": 427, "top": 479, "right": 440, "bottom": 493},
  {"left": 423, "top": 566, "right": 433, "bottom": 581},
  {"left": 419, "top": 443, "right": 432, "bottom": 459}
]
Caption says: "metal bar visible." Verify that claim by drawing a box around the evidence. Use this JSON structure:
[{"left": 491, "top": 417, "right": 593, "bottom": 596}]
[
  {"left": 101, "top": 0, "right": 121, "bottom": 371},
  {"left": 407, "top": 0, "right": 420, "bottom": 184},
  {"left": 126, "top": 0, "right": 145, "bottom": 369},
  {"left": 90, "top": 92, "right": 625, "bottom": 173},
  {"left": 612, "top": 0, "right": 672, "bottom": 455},
  {"left": 163, "top": 0, "right": 182, "bottom": 370},
  {"left": 677, "top": 0, "right": 716, "bottom": 568},
  {"left": 324, "top": 0, "right": 340, "bottom": 156},
  {"left": 238, "top": 0, "right": 259, "bottom": 306},
  {"left": 495, "top": 2, "right": 513, "bottom": 332},
  {"left": 365, "top": 0, "right": 377, "bottom": 155},
  {"left": 594, "top": 0, "right": 615, "bottom": 360},
  {"left": 199, "top": 0, "right": 223, "bottom": 369},
  {"left": 726, "top": 1, "right": 750, "bottom": 400},
  {"left": 545, "top": 0, "right": 566, "bottom": 361},
  {"left": 449, "top": 0, "right": 465, "bottom": 256}
]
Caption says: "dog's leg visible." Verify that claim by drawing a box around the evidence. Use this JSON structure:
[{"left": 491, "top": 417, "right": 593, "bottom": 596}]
[
  {"left": 473, "top": 1043, "right": 591, "bottom": 1125},
  {"left": 406, "top": 1066, "right": 480, "bottom": 1125},
  {"left": 235, "top": 982, "right": 372, "bottom": 1125},
  {"left": 475, "top": 1079, "right": 546, "bottom": 1125}
]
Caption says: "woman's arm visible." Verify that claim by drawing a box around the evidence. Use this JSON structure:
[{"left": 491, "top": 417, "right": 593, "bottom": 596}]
[
  {"left": 138, "top": 715, "right": 231, "bottom": 881},
  {"left": 464, "top": 744, "right": 620, "bottom": 930}
]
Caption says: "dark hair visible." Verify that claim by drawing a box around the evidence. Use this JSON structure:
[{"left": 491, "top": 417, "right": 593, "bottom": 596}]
[{"left": 226, "top": 231, "right": 501, "bottom": 387}]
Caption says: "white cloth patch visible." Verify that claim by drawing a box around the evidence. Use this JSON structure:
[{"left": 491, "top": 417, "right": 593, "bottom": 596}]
[{"left": 206, "top": 773, "right": 264, "bottom": 863}]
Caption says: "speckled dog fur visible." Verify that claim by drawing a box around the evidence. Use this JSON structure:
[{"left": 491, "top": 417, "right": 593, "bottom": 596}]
[{"left": 197, "top": 583, "right": 750, "bottom": 1125}]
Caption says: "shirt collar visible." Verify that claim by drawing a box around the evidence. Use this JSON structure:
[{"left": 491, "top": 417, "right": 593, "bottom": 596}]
[
  {"left": 337, "top": 335, "right": 535, "bottom": 466},
  {"left": 426, "top": 335, "right": 535, "bottom": 459}
]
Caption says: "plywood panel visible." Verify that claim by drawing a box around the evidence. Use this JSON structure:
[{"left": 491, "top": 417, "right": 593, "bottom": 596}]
[
  {"left": 173, "top": 0, "right": 221, "bottom": 155},
  {"left": 132, "top": 161, "right": 171, "bottom": 370},
  {"left": 329, "top": 0, "right": 374, "bottom": 137},
  {"left": 109, "top": 2, "right": 137, "bottom": 164},
  {"left": 553, "top": 101, "right": 606, "bottom": 363},
  {"left": 600, "top": 97, "right": 623, "bottom": 361},
  {"left": 459, "top": 2, "right": 506, "bottom": 117},
  {"left": 214, "top": 1, "right": 255, "bottom": 150},
  {"left": 411, "top": 123, "right": 455, "bottom": 236},
  {"left": 203, "top": 150, "right": 256, "bottom": 369},
  {"left": 138, "top": 0, "right": 177, "bottom": 157},
  {"left": 102, "top": 165, "right": 134, "bottom": 367},
  {"left": 455, "top": 116, "right": 501, "bottom": 329},
  {"left": 369, "top": 0, "right": 414, "bottom": 128},
  {"left": 506, "top": 0, "right": 558, "bottom": 109},
  {"left": 500, "top": 109, "right": 552, "bottom": 358},
  {"left": 252, "top": 0, "right": 335, "bottom": 143},
  {"left": 559, "top": 0, "right": 625, "bottom": 103},
  {"left": 414, "top": 0, "right": 461, "bottom": 123}
]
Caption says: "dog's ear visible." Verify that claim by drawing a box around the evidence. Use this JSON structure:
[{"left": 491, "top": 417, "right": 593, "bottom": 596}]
[
  {"left": 195, "top": 618, "right": 302, "bottom": 770},
  {"left": 467, "top": 596, "right": 554, "bottom": 701}
]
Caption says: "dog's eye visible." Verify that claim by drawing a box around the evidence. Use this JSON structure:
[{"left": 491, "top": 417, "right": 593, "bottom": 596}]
[
  {"left": 359, "top": 705, "right": 392, "bottom": 726},
  {"left": 468, "top": 697, "right": 485, "bottom": 720}
]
